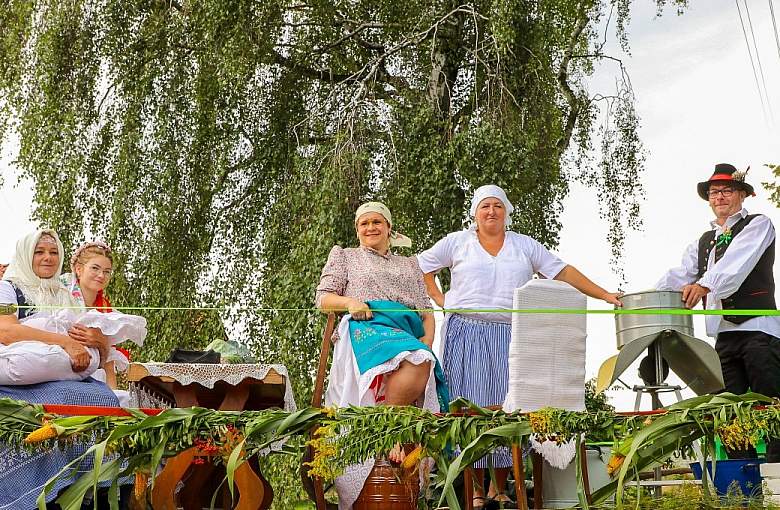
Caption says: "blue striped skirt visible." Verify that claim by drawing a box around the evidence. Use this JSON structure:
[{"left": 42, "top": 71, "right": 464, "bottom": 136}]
[{"left": 443, "top": 313, "right": 512, "bottom": 469}]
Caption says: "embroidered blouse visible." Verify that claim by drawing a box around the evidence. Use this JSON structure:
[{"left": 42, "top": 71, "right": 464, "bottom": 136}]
[{"left": 315, "top": 246, "right": 430, "bottom": 315}]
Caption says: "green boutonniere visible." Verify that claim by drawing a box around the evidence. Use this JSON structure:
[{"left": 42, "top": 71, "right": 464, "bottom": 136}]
[{"left": 716, "top": 228, "right": 733, "bottom": 247}]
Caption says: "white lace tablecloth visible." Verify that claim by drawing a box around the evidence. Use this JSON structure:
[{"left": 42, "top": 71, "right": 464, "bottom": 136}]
[{"left": 128, "top": 363, "right": 297, "bottom": 412}]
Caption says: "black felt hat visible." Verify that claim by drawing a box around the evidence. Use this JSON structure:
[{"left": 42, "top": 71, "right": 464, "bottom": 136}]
[{"left": 696, "top": 163, "right": 755, "bottom": 200}]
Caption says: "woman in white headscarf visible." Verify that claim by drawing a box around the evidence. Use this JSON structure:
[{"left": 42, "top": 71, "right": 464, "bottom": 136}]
[
  {"left": 0, "top": 230, "right": 110, "bottom": 382},
  {"left": 418, "top": 185, "right": 621, "bottom": 507},
  {"left": 0, "top": 230, "right": 123, "bottom": 510}
]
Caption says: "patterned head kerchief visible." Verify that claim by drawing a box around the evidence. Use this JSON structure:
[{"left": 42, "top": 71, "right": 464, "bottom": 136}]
[{"left": 354, "top": 201, "right": 412, "bottom": 248}]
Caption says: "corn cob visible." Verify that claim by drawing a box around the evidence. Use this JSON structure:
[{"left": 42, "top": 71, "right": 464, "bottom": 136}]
[
  {"left": 401, "top": 445, "right": 423, "bottom": 470},
  {"left": 24, "top": 421, "right": 57, "bottom": 444},
  {"left": 606, "top": 453, "right": 625, "bottom": 476},
  {"left": 134, "top": 471, "right": 149, "bottom": 500}
]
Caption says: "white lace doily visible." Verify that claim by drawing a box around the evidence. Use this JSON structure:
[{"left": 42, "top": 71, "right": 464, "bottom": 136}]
[
  {"left": 128, "top": 363, "right": 297, "bottom": 412},
  {"left": 530, "top": 434, "right": 579, "bottom": 470}
]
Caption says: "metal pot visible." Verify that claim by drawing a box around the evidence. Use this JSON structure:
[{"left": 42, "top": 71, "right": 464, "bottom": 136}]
[
  {"left": 615, "top": 290, "right": 692, "bottom": 349},
  {"left": 599, "top": 289, "right": 724, "bottom": 396}
]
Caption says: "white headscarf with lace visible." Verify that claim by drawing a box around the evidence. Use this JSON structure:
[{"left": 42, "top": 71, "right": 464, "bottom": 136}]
[{"left": 2, "top": 230, "right": 78, "bottom": 310}]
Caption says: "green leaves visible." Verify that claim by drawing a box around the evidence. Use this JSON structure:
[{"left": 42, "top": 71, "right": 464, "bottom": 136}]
[{"left": 3, "top": 394, "right": 779, "bottom": 509}]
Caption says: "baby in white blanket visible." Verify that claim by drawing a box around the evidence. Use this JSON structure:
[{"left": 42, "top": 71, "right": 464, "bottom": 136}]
[{"left": 0, "top": 309, "right": 146, "bottom": 385}]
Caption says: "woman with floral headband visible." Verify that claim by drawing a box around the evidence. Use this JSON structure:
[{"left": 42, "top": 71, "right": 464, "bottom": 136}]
[
  {"left": 61, "top": 241, "right": 133, "bottom": 385},
  {"left": 63, "top": 241, "right": 115, "bottom": 310}
]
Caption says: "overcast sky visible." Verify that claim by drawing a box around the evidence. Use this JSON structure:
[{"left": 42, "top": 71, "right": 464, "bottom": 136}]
[
  {"left": 558, "top": 0, "right": 780, "bottom": 409},
  {"left": 1, "top": 1, "right": 779, "bottom": 410}
]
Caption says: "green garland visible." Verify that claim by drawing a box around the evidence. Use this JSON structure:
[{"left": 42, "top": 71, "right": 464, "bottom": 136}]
[{"left": 1, "top": 394, "right": 779, "bottom": 510}]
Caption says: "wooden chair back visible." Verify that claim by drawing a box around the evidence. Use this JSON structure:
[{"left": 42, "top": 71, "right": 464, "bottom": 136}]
[{"left": 307, "top": 313, "right": 337, "bottom": 510}]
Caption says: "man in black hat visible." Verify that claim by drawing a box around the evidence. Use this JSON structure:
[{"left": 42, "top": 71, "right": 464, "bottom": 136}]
[{"left": 656, "top": 163, "right": 780, "bottom": 461}]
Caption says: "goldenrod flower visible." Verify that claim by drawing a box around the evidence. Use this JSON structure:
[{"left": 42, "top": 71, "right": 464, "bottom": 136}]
[
  {"left": 717, "top": 416, "right": 768, "bottom": 451},
  {"left": 314, "top": 426, "right": 331, "bottom": 437},
  {"left": 305, "top": 424, "right": 339, "bottom": 480},
  {"left": 529, "top": 410, "right": 553, "bottom": 435}
]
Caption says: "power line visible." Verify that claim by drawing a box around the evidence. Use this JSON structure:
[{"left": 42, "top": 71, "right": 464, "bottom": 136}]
[
  {"left": 736, "top": 0, "right": 770, "bottom": 124},
  {"left": 770, "top": 0, "right": 780, "bottom": 62},
  {"left": 743, "top": 0, "right": 774, "bottom": 122}
]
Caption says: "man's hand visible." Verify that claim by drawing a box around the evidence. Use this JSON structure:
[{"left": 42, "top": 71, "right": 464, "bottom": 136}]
[
  {"left": 681, "top": 283, "right": 710, "bottom": 309},
  {"left": 347, "top": 299, "right": 373, "bottom": 321},
  {"left": 62, "top": 339, "right": 91, "bottom": 372},
  {"left": 68, "top": 325, "right": 110, "bottom": 362}
]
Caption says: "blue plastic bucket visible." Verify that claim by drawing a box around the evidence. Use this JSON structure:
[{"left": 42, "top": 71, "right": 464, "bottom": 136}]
[{"left": 690, "top": 459, "right": 765, "bottom": 498}]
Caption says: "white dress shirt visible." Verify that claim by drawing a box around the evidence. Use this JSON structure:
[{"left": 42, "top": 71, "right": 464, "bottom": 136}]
[
  {"left": 655, "top": 208, "right": 780, "bottom": 338},
  {"left": 418, "top": 230, "right": 567, "bottom": 323}
]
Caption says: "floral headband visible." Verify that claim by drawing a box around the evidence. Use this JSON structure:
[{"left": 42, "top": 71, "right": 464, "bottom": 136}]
[{"left": 70, "top": 241, "right": 112, "bottom": 272}]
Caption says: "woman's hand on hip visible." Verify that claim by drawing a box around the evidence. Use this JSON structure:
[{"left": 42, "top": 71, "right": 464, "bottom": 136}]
[
  {"left": 62, "top": 339, "right": 91, "bottom": 372},
  {"left": 347, "top": 299, "right": 373, "bottom": 321}
]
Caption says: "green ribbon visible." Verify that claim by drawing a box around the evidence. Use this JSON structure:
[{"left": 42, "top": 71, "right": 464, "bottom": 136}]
[
  {"left": 3, "top": 304, "right": 780, "bottom": 316},
  {"left": 716, "top": 230, "right": 733, "bottom": 247},
  {"left": 0, "top": 304, "right": 17, "bottom": 316}
]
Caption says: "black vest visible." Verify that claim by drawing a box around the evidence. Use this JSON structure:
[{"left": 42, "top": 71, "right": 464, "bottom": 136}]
[
  {"left": 8, "top": 283, "right": 35, "bottom": 320},
  {"left": 697, "top": 214, "right": 776, "bottom": 324}
]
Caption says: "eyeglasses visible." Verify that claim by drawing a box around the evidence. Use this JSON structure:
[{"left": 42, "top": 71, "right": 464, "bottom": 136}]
[
  {"left": 708, "top": 188, "right": 735, "bottom": 198},
  {"left": 85, "top": 264, "right": 113, "bottom": 278}
]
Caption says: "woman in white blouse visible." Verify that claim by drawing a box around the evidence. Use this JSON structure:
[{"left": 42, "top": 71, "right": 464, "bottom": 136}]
[{"left": 418, "top": 184, "right": 621, "bottom": 507}]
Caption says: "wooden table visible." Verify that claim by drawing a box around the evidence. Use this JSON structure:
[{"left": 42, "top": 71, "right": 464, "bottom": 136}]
[{"left": 127, "top": 363, "right": 289, "bottom": 510}]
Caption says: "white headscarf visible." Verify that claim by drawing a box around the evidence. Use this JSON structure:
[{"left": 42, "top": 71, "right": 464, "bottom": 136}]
[
  {"left": 354, "top": 201, "right": 413, "bottom": 248},
  {"left": 469, "top": 184, "right": 514, "bottom": 230},
  {"left": 2, "top": 230, "right": 79, "bottom": 310}
]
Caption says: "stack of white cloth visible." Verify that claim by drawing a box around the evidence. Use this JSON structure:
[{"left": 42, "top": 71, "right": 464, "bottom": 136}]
[
  {"left": 503, "top": 279, "right": 587, "bottom": 469},
  {"left": 503, "top": 279, "right": 587, "bottom": 412}
]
